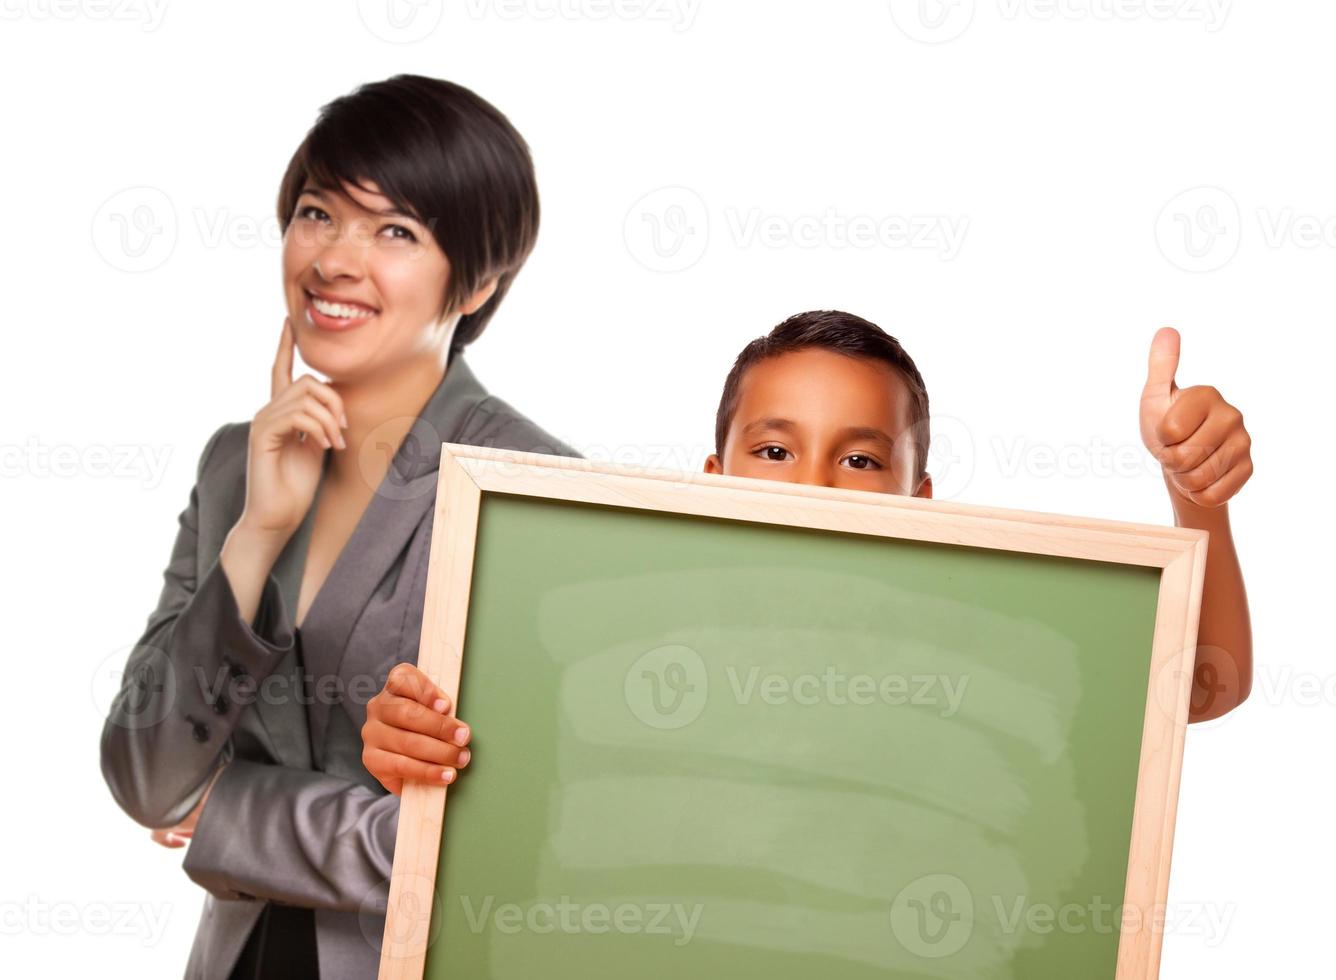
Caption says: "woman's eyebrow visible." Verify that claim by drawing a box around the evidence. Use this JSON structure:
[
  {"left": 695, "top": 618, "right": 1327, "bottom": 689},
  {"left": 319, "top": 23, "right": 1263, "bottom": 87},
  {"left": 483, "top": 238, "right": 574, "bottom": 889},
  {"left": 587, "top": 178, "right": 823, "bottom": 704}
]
[
  {"left": 365, "top": 201, "right": 420, "bottom": 220},
  {"left": 299, "top": 185, "right": 421, "bottom": 222}
]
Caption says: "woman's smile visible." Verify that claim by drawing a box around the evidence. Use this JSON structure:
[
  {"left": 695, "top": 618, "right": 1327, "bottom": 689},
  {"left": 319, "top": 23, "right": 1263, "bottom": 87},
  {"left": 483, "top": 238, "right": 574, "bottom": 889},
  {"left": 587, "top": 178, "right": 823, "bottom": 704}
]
[{"left": 303, "top": 287, "right": 378, "bottom": 332}]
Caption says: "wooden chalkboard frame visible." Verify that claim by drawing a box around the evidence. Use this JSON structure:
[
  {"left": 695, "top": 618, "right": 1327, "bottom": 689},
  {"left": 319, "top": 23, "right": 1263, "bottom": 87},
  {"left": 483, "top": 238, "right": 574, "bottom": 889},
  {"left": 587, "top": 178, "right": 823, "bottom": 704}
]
[{"left": 378, "top": 443, "right": 1208, "bottom": 980}]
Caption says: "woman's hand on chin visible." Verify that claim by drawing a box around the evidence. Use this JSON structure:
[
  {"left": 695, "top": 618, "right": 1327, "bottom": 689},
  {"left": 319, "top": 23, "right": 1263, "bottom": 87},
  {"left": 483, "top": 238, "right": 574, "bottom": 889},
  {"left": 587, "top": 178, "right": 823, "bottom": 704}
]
[{"left": 238, "top": 316, "right": 349, "bottom": 539}]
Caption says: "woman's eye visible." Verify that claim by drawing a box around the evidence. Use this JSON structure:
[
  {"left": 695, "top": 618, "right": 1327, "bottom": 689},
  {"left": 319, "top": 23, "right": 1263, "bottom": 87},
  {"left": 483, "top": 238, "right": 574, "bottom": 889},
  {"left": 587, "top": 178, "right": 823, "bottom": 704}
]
[
  {"left": 842, "top": 454, "right": 882, "bottom": 471},
  {"left": 296, "top": 204, "right": 329, "bottom": 222},
  {"left": 755, "top": 445, "right": 792, "bottom": 462},
  {"left": 381, "top": 224, "right": 418, "bottom": 243}
]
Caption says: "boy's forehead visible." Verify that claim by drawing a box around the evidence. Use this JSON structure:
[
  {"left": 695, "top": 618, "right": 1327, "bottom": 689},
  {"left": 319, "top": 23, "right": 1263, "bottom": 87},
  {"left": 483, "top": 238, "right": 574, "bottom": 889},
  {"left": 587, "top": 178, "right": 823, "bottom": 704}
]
[{"left": 734, "top": 349, "right": 911, "bottom": 426}]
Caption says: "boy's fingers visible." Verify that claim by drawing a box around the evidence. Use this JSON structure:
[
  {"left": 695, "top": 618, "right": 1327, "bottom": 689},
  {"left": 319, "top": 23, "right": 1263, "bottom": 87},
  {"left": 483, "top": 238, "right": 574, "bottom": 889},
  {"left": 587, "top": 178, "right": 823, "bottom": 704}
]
[
  {"left": 379, "top": 696, "right": 471, "bottom": 745},
  {"left": 365, "top": 719, "right": 471, "bottom": 767},
  {"left": 1169, "top": 431, "right": 1251, "bottom": 493},
  {"left": 271, "top": 316, "right": 295, "bottom": 400},
  {"left": 1155, "top": 385, "right": 1217, "bottom": 448},
  {"left": 1143, "top": 326, "right": 1181, "bottom": 400},
  {"left": 1178, "top": 454, "right": 1253, "bottom": 507},
  {"left": 385, "top": 663, "right": 452, "bottom": 714},
  {"left": 1158, "top": 407, "right": 1236, "bottom": 473},
  {"left": 364, "top": 747, "right": 460, "bottom": 787}
]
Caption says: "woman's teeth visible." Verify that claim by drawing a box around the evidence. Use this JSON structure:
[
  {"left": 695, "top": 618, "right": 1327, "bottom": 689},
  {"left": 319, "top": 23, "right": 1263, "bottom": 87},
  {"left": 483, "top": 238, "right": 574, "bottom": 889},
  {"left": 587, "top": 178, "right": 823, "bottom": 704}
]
[{"left": 311, "top": 295, "right": 374, "bottom": 319}]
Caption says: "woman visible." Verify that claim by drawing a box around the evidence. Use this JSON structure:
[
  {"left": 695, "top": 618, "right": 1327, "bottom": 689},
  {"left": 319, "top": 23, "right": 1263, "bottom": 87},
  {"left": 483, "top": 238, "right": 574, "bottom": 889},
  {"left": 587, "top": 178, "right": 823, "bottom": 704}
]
[{"left": 99, "top": 75, "right": 575, "bottom": 980}]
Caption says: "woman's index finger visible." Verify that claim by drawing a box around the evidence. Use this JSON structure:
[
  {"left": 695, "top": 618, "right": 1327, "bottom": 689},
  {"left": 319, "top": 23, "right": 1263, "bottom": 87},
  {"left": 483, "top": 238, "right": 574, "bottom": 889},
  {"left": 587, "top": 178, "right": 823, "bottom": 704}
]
[{"left": 271, "top": 316, "right": 295, "bottom": 399}]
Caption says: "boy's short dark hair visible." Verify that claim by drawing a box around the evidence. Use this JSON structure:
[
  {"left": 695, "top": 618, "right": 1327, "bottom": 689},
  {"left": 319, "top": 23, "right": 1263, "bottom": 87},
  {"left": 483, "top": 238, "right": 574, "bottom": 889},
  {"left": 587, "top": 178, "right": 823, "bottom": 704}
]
[
  {"left": 714, "top": 310, "right": 931, "bottom": 482},
  {"left": 277, "top": 74, "right": 540, "bottom": 354}
]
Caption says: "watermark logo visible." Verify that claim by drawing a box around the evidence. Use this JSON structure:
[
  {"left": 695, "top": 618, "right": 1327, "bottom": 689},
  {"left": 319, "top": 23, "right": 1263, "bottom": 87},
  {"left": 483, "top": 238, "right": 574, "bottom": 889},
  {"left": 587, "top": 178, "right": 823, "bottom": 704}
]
[
  {"left": 1256, "top": 206, "right": 1336, "bottom": 250},
  {"left": 889, "top": 877, "right": 1235, "bottom": 956},
  {"left": 357, "top": 415, "right": 442, "bottom": 501},
  {"left": 992, "top": 434, "right": 1162, "bottom": 481},
  {"left": 1154, "top": 186, "right": 1240, "bottom": 273},
  {"left": 1154, "top": 644, "right": 1336, "bottom": 731},
  {"left": 91, "top": 186, "right": 177, "bottom": 273},
  {"left": 889, "top": 873, "right": 975, "bottom": 957},
  {"left": 355, "top": 0, "right": 443, "bottom": 43},
  {"left": 0, "top": 896, "right": 172, "bottom": 946},
  {"left": 886, "top": 0, "right": 977, "bottom": 44},
  {"left": 888, "top": 0, "right": 1231, "bottom": 40},
  {"left": 361, "top": 872, "right": 444, "bottom": 957},
  {"left": 462, "top": 0, "right": 702, "bottom": 31},
  {"left": 993, "top": 894, "right": 1235, "bottom": 945},
  {"left": 997, "top": 0, "right": 1231, "bottom": 30},
  {"left": 1157, "top": 186, "right": 1336, "bottom": 271},
  {"left": 725, "top": 666, "right": 970, "bottom": 717},
  {"left": 459, "top": 895, "right": 703, "bottom": 945},
  {"left": 0, "top": 0, "right": 170, "bottom": 30},
  {"left": 625, "top": 187, "right": 969, "bottom": 272},
  {"left": 625, "top": 644, "right": 709, "bottom": 730},
  {"left": 919, "top": 412, "right": 976, "bottom": 501},
  {"left": 93, "top": 644, "right": 176, "bottom": 731},
  {"left": 624, "top": 186, "right": 711, "bottom": 273},
  {"left": 725, "top": 208, "right": 968, "bottom": 258},
  {"left": 0, "top": 437, "right": 172, "bottom": 488}
]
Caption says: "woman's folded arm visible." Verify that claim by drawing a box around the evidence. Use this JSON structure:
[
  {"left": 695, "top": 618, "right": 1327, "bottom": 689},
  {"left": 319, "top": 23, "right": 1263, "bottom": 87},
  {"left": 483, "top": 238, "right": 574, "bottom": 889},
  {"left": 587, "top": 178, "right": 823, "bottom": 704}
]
[
  {"left": 99, "top": 424, "right": 296, "bottom": 829},
  {"left": 182, "top": 759, "right": 399, "bottom": 914}
]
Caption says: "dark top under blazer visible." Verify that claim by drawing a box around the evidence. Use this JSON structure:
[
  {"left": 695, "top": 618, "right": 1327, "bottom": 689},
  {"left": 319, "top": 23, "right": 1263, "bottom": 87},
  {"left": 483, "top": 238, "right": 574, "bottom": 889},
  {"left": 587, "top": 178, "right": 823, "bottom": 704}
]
[{"left": 99, "top": 352, "right": 579, "bottom": 980}]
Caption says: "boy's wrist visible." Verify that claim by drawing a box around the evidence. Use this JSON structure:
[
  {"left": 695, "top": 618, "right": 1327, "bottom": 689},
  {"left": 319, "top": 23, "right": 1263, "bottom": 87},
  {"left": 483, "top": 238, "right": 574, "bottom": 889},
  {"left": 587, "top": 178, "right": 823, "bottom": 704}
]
[{"left": 1163, "top": 470, "right": 1231, "bottom": 530}]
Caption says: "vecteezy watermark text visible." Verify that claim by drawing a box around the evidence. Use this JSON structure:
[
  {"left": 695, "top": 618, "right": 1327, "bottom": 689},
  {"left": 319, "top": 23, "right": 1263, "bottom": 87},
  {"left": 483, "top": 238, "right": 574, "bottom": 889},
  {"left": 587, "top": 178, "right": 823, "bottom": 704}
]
[
  {"left": 0, "top": 896, "right": 172, "bottom": 947},
  {"left": 459, "top": 895, "right": 704, "bottom": 946},
  {"left": 725, "top": 666, "right": 970, "bottom": 718}
]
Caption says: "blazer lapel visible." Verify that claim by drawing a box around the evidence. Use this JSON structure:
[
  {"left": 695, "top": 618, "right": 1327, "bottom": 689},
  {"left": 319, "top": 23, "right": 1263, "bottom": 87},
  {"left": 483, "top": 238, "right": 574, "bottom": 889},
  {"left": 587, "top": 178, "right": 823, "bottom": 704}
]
[
  {"left": 297, "top": 352, "right": 493, "bottom": 762},
  {"left": 250, "top": 463, "right": 325, "bottom": 769}
]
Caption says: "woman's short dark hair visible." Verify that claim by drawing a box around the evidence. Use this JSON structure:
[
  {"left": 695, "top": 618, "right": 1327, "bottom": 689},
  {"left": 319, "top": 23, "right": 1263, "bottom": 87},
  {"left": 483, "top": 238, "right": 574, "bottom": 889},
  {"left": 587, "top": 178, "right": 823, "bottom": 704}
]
[
  {"left": 277, "top": 74, "right": 540, "bottom": 353},
  {"left": 714, "top": 310, "right": 932, "bottom": 482}
]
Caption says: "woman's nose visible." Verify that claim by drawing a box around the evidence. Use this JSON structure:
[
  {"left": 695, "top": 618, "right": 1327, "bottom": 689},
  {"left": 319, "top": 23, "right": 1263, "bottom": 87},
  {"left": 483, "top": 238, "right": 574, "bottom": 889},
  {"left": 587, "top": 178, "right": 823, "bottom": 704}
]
[{"left": 312, "top": 231, "right": 366, "bottom": 280}]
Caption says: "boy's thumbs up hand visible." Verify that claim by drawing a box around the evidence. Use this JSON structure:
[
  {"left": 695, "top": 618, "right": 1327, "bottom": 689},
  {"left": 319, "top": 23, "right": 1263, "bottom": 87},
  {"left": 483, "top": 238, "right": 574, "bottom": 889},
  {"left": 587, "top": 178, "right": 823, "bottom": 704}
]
[{"left": 1139, "top": 326, "right": 1253, "bottom": 508}]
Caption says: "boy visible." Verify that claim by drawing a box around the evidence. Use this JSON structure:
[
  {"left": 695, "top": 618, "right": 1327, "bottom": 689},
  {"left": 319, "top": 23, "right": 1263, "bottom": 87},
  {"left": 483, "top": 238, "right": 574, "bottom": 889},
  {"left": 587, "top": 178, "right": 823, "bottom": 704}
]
[{"left": 361, "top": 311, "right": 1253, "bottom": 791}]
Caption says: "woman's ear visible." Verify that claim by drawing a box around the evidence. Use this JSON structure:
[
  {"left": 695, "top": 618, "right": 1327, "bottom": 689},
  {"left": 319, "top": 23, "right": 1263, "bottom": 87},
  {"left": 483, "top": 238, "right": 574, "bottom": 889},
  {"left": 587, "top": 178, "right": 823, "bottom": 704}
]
[
  {"left": 458, "top": 277, "right": 499, "bottom": 316},
  {"left": 704, "top": 453, "right": 723, "bottom": 474},
  {"left": 914, "top": 472, "right": 934, "bottom": 499}
]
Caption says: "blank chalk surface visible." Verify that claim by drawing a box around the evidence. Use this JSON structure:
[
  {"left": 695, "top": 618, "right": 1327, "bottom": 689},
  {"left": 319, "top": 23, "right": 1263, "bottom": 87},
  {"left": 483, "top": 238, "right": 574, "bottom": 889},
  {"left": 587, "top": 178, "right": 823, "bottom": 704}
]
[{"left": 422, "top": 493, "right": 1161, "bottom": 980}]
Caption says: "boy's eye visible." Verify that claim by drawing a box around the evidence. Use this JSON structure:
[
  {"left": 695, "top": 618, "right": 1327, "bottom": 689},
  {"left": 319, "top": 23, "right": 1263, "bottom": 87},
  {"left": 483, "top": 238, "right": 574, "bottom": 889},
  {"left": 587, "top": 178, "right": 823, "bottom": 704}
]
[
  {"left": 842, "top": 454, "right": 882, "bottom": 471},
  {"left": 754, "top": 445, "right": 792, "bottom": 462}
]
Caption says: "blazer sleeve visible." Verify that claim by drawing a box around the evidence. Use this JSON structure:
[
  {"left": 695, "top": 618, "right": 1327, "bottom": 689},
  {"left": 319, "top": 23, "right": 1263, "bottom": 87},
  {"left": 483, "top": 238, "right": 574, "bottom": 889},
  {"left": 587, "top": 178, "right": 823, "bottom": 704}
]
[
  {"left": 181, "top": 758, "right": 399, "bottom": 913},
  {"left": 100, "top": 424, "right": 298, "bottom": 829}
]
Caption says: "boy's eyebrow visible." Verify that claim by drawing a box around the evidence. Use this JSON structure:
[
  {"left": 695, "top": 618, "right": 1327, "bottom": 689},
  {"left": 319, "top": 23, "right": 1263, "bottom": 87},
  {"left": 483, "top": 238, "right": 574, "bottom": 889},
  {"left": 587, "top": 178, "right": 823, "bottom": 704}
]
[
  {"left": 839, "top": 425, "right": 897, "bottom": 447},
  {"left": 740, "top": 418, "right": 896, "bottom": 446},
  {"left": 299, "top": 185, "right": 420, "bottom": 221},
  {"left": 740, "top": 417, "right": 799, "bottom": 436}
]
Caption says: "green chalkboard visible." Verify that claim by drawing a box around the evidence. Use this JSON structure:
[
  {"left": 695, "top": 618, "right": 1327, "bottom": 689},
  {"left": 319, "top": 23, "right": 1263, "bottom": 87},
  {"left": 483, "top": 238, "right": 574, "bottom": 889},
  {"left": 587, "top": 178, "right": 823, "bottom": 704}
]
[{"left": 420, "top": 492, "right": 1164, "bottom": 979}]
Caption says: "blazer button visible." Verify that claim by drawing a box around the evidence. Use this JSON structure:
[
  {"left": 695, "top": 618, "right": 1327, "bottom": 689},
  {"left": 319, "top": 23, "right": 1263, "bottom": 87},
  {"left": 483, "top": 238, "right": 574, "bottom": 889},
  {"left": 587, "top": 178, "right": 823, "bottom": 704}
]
[
  {"left": 224, "top": 658, "right": 247, "bottom": 680},
  {"left": 211, "top": 693, "right": 229, "bottom": 715},
  {"left": 191, "top": 720, "right": 211, "bottom": 742}
]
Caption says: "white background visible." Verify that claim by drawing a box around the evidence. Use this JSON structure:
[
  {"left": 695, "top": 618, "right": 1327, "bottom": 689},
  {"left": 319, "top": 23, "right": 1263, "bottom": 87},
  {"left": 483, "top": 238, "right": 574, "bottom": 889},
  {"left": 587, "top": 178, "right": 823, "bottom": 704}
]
[{"left": 1, "top": 0, "right": 1329, "bottom": 976}]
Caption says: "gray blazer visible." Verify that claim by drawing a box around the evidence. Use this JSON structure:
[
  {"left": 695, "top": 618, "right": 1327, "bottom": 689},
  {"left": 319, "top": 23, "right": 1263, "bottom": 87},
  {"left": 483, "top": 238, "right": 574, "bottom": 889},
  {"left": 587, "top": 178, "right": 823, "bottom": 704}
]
[{"left": 100, "top": 353, "right": 579, "bottom": 980}]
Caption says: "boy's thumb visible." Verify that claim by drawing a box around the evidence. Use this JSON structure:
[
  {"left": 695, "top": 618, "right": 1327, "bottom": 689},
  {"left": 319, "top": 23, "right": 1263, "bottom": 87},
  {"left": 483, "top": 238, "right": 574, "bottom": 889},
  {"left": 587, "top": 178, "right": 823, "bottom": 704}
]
[{"left": 1144, "top": 326, "right": 1181, "bottom": 397}]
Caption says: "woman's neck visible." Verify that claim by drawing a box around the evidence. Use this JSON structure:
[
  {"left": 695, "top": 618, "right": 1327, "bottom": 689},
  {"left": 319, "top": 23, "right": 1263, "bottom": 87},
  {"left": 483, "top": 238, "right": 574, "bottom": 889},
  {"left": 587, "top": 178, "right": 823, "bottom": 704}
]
[{"left": 327, "top": 349, "right": 452, "bottom": 490}]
